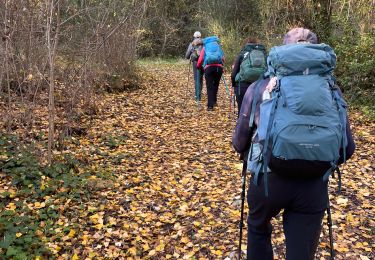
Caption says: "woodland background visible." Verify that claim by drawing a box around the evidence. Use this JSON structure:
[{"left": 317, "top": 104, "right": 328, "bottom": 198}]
[
  {"left": 0, "top": 0, "right": 374, "bottom": 142},
  {"left": 0, "top": 0, "right": 374, "bottom": 259}
]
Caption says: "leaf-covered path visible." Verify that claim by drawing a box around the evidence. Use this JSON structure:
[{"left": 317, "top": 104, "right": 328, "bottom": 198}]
[
  {"left": 60, "top": 61, "right": 373, "bottom": 259},
  {"left": 1, "top": 61, "right": 374, "bottom": 259},
  {"left": 68, "top": 61, "right": 243, "bottom": 259}
]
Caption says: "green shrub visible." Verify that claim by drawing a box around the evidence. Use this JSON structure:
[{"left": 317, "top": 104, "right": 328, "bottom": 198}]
[
  {"left": 332, "top": 32, "right": 375, "bottom": 111},
  {"left": 0, "top": 133, "right": 94, "bottom": 258}
]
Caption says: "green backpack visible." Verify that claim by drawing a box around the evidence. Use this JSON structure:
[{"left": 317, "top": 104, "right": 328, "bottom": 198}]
[{"left": 235, "top": 44, "right": 267, "bottom": 83}]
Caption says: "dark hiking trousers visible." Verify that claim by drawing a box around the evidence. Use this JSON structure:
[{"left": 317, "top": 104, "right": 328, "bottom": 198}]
[
  {"left": 204, "top": 66, "right": 223, "bottom": 108},
  {"left": 234, "top": 82, "right": 251, "bottom": 115},
  {"left": 192, "top": 61, "right": 203, "bottom": 101},
  {"left": 247, "top": 172, "right": 328, "bottom": 260}
]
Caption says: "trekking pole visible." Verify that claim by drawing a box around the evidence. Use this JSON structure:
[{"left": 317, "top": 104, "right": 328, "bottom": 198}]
[
  {"left": 221, "top": 75, "right": 230, "bottom": 99},
  {"left": 327, "top": 194, "right": 335, "bottom": 260},
  {"left": 228, "top": 86, "right": 233, "bottom": 118},
  {"left": 237, "top": 80, "right": 260, "bottom": 259},
  {"left": 221, "top": 75, "right": 231, "bottom": 114},
  {"left": 195, "top": 69, "right": 201, "bottom": 109},
  {"left": 238, "top": 161, "right": 247, "bottom": 259},
  {"left": 186, "top": 61, "right": 192, "bottom": 98}
]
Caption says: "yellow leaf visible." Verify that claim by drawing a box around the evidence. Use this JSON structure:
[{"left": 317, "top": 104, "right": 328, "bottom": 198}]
[
  {"left": 128, "top": 247, "right": 137, "bottom": 256},
  {"left": 7, "top": 203, "right": 16, "bottom": 211},
  {"left": 89, "top": 213, "right": 100, "bottom": 223},
  {"left": 180, "top": 237, "right": 189, "bottom": 244},
  {"left": 336, "top": 247, "right": 349, "bottom": 253},
  {"left": 34, "top": 202, "right": 46, "bottom": 209},
  {"left": 346, "top": 213, "right": 354, "bottom": 223},
  {"left": 142, "top": 243, "right": 150, "bottom": 251},
  {"left": 16, "top": 233, "right": 22, "bottom": 238},
  {"left": 155, "top": 243, "right": 165, "bottom": 252},
  {"left": 81, "top": 234, "right": 89, "bottom": 245},
  {"left": 148, "top": 250, "right": 156, "bottom": 256},
  {"left": 94, "top": 223, "right": 103, "bottom": 230},
  {"left": 57, "top": 219, "right": 64, "bottom": 225},
  {"left": 336, "top": 198, "right": 348, "bottom": 206},
  {"left": 68, "top": 229, "right": 76, "bottom": 238},
  {"left": 193, "top": 221, "right": 201, "bottom": 227},
  {"left": 9, "top": 191, "right": 16, "bottom": 198},
  {"left": 87, "top": 206, "right": 97, "bottom": 212},
  {"left": 212, "top": 250, "right": 223, "bottom": 256},
  {"left": 234, "top": 163, "right": 243, "bottom": 170},
  {"left": 71, "top": 253, "right": 79, "bottom": 260}
]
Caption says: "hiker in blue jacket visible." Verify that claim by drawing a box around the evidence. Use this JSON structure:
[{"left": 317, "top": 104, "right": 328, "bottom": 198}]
[
  {"left": 197, "top": 36, "right": 225, "bottom": 111},
  {"left": 231, "top": 37, "right": 267, "bottom": 115},
  {"left": 185, "top": 31, "right": 204, "bottom": 101},
  {"left": 232, "top": 28, "right": 356, "bottom": 260}
]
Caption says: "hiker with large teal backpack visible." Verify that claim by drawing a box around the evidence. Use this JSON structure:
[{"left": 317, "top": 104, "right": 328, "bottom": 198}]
[
  {"left": 232, "top": 28, "right": 356, "bottom": 260},
  {"left": 185, "top": 31, "right": 204, "bottom": 101},
  {"left": 231, "top": 37, "right": 267, "bottom": 115},
  {"left": 197, "top": 36, "right": 225, "bottom": 111}
]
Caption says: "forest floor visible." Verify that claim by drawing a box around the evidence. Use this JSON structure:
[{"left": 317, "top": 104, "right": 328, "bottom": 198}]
[{"left": 0, "top": 60, "right": 374, "bottom": 259}]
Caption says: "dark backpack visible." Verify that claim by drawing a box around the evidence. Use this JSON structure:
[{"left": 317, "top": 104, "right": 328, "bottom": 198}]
[
  {"left": 190, "top": 38, "right": 203, "bottom": 62},
  {"left": 247, "top": 43, "right": 348, "bottom": 195},
  {"left": 202, "top": 36, "right": 224, "bottom": 67},
  {"left": 235, "top": 44, "right": 267, "bottom": 83}
]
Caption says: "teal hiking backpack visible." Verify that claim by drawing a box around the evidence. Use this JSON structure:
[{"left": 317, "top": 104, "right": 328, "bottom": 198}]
[
  {"left": 235, "top": 44, "right": 267, "bottom": 83},
  {"left": 203, "top": 36, "right": 224, "bottom": 67},
  {"left": 247, "top": 43, "right": 348, "bottom": 196}
]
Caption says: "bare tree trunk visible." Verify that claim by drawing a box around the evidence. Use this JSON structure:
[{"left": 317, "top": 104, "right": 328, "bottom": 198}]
[
  {"left": 199, "top": 0, "right": 201, "bottom": 28},
  {"left": 161, "top": 27, "right": 167, "bottom": 56},
  {"left": 46, "top": 0, "right": 60, "bottom": 164},
  {"left": 135, "top": 0, "right": 148, "bottom": 47},
  {"left": 4, "top": 0, "right": 11, "bottom": 132}
]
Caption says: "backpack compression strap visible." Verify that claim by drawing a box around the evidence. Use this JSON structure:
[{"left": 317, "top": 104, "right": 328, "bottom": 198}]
[{"left": 322, "top": 87, "right": 347, "bottom": 192}]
